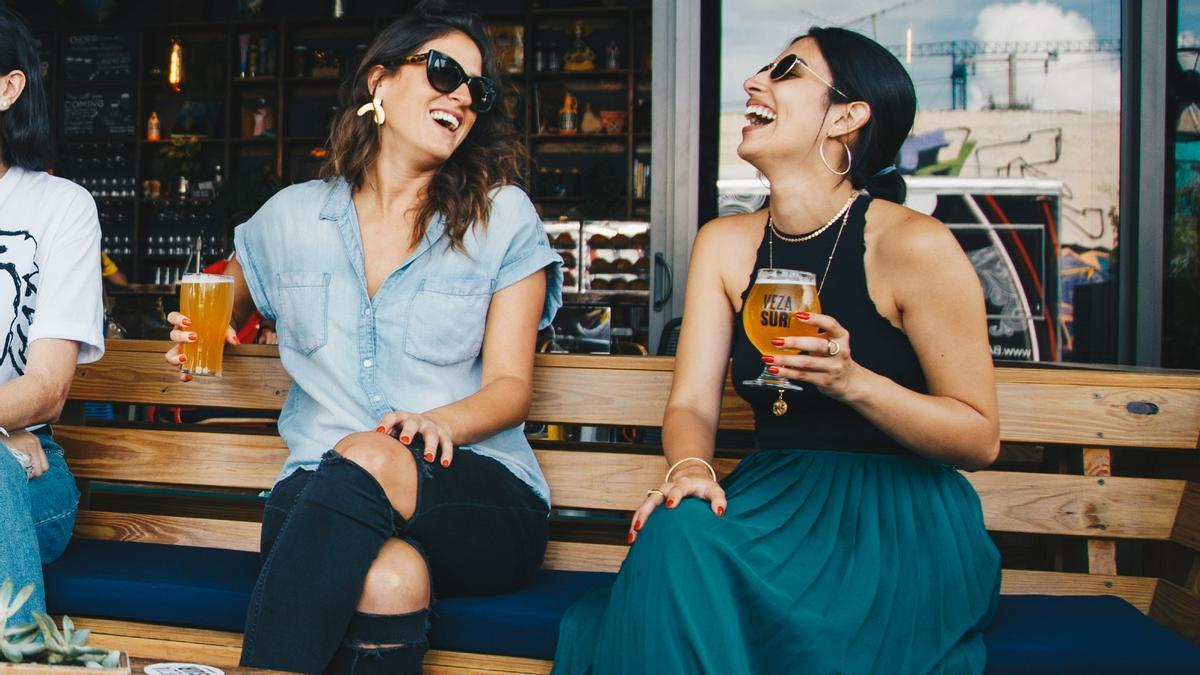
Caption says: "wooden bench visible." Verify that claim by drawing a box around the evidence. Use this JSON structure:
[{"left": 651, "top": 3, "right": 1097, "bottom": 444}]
[{"left": 52, "top": 340, "right": 1200, "bottom": 672}]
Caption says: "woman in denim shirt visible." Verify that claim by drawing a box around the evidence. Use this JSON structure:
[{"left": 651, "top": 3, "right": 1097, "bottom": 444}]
[{"left": 165, "top": 5, "right": 562, "bottom": 673}]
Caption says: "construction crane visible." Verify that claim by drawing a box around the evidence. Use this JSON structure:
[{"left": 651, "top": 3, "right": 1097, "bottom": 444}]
[{"left": 890, "top": 40, "right": 1121, "bottom": 109}]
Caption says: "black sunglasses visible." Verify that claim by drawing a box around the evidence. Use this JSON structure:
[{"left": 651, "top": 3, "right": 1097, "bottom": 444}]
[
  {"left": 757, "top": 54, "right": 848, "bottom": 100},
  {"left": 403, "top": 49, "right": 498, "bottom": 113}
]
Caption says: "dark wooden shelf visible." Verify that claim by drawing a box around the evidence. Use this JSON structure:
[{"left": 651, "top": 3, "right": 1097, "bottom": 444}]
[
  {"left": 565, "top": 290, "right": 651, "bottom": 303},
  {"left": 140, "top": 138, "right": 226, "bottom": 146},
  {"left": 531, "top": 133, "right": 627, "bottom": 142},
  {"left": 140, "top": 198, "right": 216, "bottom": 205},
  {"left": 284, "top": 76, "right": 341, "bottom": 84},
  {"left": 532, "top": 6, "right": 640, "bottom": 18},
  {"left": 232, "top": 76, "right": 278, "bottom": 85},
  {"left": 40, "top": 5, "right": 653, "bottom": 286},
  {"left": 534, "top": 69, "right": 629, "bottom": 80}
]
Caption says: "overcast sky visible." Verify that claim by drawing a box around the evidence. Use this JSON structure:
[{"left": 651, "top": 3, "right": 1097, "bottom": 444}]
[{"left": 720, "top": 0, "right": 1125, "bottom": 112}]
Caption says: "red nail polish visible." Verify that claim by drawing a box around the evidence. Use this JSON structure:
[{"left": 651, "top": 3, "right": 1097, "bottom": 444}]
[
  {"left": 178, "top": 355, "right": 187, "bottom": 363},
  {"left": 627, "top": 531, "right": 635, "bottom": 544},
  {"left": 424, "top": 452, "right": 434, "bottom": 462},
  {"left": 182, "top": 375, "right": 193, "bottom": 382},
  {"left": 181, "top": 319, "right": 192, "bottom": 327},
  {"left": 375, "top": 426, "right": 387, "bottom": 433},
  {"left": 188, "top": 333, "right": 198, "bottom": 342},
  {"left": 771, "top": 338, "right": 785, "bottom": 346},
  {"left": 768, "top": 366, "right": 780, "bottom": 375},
  {"left": 796, "top": 311, "right": 811, "bottom": 320},
  {"left": 666, "top": 499, "right": 675, "bottom": 508},
  {"left": 441, "top": 459, "right": 450, "bottom": 468},
  {"left": 717, "top": 506, "right": 725, "bottom": 516},
  {"left": 761, "top": 355, "right": 774, "bottom": 364},
  {"left": 634, "top": 520, "right": 642, "bottom": 531},
  {"left": 400, "top": 436, "right": 412, "bottom": 444}
]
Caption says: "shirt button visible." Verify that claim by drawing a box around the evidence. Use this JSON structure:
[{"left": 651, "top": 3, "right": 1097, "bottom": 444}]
[
  {"left": 371, "top": 395, "right": 382, "bottom": 403},
  {"left": 364, "top": 308, "right": 372, "bottom": 316},
  {"left": 363, "top": 359, "right": 373, "bottom": 368}
]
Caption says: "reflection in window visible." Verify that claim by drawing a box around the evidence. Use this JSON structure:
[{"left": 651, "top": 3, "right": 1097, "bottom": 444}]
[
  {"left": 716, "top": 1, "right": 1121, "bottom": 363},
  {"left": 1168, "top": 1, "right": 1200, "bottom": 369}
]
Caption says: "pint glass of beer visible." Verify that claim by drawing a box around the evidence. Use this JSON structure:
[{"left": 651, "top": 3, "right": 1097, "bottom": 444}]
[
  {"left": 741, "top": 268, "right": 821, "bottom": 390},
  {"left": 179, "top": 273, "right": 235, "bottom": 377}
]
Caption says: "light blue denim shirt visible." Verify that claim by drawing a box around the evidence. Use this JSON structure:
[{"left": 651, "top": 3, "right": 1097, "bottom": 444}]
[{"left": 234, "top": 178, "right": 562, "bottom": 504}]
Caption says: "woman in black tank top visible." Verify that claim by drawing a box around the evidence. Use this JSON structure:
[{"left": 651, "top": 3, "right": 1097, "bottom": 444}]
[{"left": 554, "top": 27, "right": 1001, "bottom": 674}]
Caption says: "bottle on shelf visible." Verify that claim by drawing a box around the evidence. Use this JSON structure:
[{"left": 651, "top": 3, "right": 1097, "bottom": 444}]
[{"left": 147, "top": 112, "right": 161, "bottom": 141}]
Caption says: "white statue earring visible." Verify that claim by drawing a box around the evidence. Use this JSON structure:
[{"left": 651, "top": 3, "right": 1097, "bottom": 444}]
[{"left": 356, "top": 93, "right": 385, "bottom": 125}]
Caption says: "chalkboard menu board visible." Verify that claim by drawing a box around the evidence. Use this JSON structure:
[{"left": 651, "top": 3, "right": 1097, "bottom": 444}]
[
  {"left": 62, "top": 32, "right": 135, "bottom": 83},
  {"left": 60, "top": 88, "right": 136, "bottom": 140}
]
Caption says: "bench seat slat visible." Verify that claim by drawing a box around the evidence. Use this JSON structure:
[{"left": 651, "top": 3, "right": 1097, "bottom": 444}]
[{"left": 77, "top": 616, "right": 552, "bottom": 674}]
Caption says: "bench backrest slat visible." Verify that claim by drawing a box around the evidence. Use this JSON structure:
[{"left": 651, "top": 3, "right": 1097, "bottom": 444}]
[
  {"left": 55, "top": 427, "right": 286, "bottom": 490},
  {"left": 71, "top": 342, "right": 1200, "bottom": 450},
  {"left": 66, "top": 509, "right": 1164, "bottom": 614},
  {"left": 58, "top": 430, "right": 1197, "bottom": 548}
]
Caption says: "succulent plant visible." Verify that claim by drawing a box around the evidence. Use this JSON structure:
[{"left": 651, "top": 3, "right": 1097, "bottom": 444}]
[
  {"left": 1, "top": 578, "right": 122, "bottom": 668},
  {"left": 1, "top": 578, "right": 43, "bottom": 662}
]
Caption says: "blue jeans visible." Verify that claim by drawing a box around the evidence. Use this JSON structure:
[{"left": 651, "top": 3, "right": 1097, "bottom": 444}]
[{"left": 0, "top": 429, "right": 79, "bottom": 625}]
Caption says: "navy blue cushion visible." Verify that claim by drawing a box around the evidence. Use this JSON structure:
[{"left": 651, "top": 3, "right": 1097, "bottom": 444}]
[
  {"left": 43, "top": 540, "right": 1200, "bottom": 667},
  {"left": 41, "top": 539, "right": 610, "bottom": 658},
  {"left": 430, "top": 570, "right": 612, "bottom": 658},
  {"left": 984, "top": 594, "right": 1200, "bottom": 674},
  {"left": 43, "top": 539, "right": 259, "bottom": 632}
]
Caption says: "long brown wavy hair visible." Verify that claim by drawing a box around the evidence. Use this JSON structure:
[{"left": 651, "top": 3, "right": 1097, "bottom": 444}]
[{"left": 323, "top": 2, "right": 527, "bottom": 251}]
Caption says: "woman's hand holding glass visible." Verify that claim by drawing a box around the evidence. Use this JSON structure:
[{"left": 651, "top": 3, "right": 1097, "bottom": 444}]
[
  {"left": 763, "top": 311, "right": 859, "bottom": 400},
  {"left": 164, "top": 311, "right": 240, "bottom": 382},
  {"left": 627, "top": 464, "right": 727, "bottom": 544}
]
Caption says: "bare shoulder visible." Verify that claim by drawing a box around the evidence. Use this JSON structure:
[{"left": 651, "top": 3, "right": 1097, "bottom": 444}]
[
  {"left": 866, "top": 199, "right": 964, "bottom": 267},
  {"left": 691, "top": 210, "right": 766, "bottom": 304},
  {"left": 694, "top": 210, "right": 765, "bottom": 250}
]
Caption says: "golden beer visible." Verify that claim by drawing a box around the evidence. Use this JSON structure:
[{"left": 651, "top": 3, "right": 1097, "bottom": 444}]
[
  {"left": 742, "top": 268, "right": 820, "bottom": 390},
  {"left": 179, "top": 273, "right": 235, "bottom": 376}
]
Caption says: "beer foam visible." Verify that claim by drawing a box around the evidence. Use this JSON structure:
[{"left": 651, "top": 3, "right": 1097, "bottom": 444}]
[{"left": 181, "top": 273, "right": 235, "bottom": 284}]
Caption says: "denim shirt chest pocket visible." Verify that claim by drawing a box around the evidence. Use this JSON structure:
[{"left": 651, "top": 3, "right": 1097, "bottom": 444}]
[
  {"left": 404, "top": 277, "right": 495, "bottom": 365},
  {"left": 275, "top": 271, "right": 331, "bottom": 356}
]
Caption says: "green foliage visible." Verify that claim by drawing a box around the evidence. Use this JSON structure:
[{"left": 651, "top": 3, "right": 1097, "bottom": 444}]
[
  {"left": 1, "top": 578, "right": 121, "bottom": 668},
  {"left": 159, "top": 136, "right": 203, "bottom": 179}
]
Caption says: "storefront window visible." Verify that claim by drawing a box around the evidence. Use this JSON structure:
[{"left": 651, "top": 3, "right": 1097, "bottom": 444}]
[
  {"left": 1167, "top": 0, "right": 1200, "bottom": 369},
  {"left": 716, "top": 1, "right": 1122, "bottom": 363}
]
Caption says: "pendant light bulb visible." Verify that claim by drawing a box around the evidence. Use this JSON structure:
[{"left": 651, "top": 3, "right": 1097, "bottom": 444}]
[{"left": 168, "top": 37, "right": 184, "bottom": 93}]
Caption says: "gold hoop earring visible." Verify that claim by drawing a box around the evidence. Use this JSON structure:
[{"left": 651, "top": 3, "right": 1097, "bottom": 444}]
[
  {"left": 356, "top": 96, "right": 385, "bottom": 126},
  {"left": 819, "top": 137, "right": 851, "bottom": 176}
]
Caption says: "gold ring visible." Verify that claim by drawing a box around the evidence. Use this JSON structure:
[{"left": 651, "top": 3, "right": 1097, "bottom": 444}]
[
  {"left": 646, "top": 488, "right": 666, "bottom": 500},
  {"left": 826, "top": 339, "right": 841, "bottom": 357}
]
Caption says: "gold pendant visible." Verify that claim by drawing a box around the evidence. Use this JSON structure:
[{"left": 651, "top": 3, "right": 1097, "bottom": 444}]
[{"left": 772, "top": 390, "right": 788, "bottom": 416}]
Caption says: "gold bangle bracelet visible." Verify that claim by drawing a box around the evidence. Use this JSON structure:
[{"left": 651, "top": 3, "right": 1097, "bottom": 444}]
[{"left": 665, "top": 456, "right": 717, "bottom": 483}]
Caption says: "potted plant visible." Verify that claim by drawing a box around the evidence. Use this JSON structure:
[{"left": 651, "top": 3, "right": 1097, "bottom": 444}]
[
  {"left": 1, "top": 579, "right": 128, "bottom": 673},
  {"left": 159, "top": 136, "right": 202, "bottom": 199}
]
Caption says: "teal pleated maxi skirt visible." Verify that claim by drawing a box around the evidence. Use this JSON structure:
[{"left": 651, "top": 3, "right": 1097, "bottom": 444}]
[{"left": 552, "top": 449, "right": 1001, "bottom": 674}]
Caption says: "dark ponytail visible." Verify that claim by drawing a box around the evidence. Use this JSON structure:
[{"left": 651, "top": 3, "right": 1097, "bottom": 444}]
[
  {"left": 0, "top": 5, "right": 51, "bottom": 171},
  {"left": 802, "top": 26, "right": 914, "bottom": 203}
]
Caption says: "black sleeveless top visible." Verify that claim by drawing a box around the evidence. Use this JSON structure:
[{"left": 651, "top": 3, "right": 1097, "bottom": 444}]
[{"left": 731, "top": 195, "right": 928, "bottom": 456}]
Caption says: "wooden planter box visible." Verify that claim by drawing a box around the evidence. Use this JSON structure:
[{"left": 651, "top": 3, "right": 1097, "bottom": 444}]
[{"left": 0, "top": 652, "right": 130, "bottom": 674}]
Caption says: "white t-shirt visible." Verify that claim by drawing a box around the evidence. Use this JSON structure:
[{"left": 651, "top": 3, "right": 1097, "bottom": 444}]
[{"left": 0, "top": 166, "right": 104, "bottom": 388}]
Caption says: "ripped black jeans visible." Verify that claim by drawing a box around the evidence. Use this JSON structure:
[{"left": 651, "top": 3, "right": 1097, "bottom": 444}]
[{"left": 240, "top": 448, "right": 549, "bottom": 674}]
